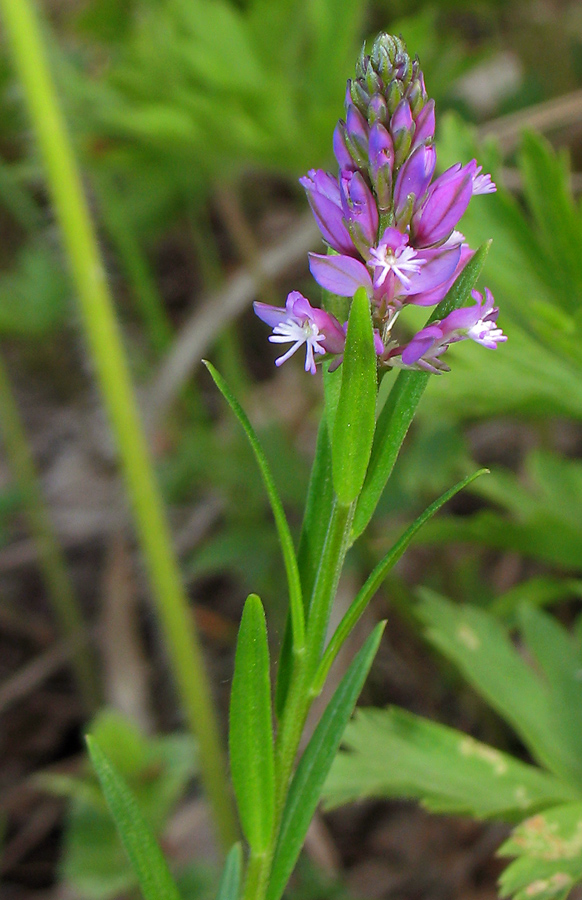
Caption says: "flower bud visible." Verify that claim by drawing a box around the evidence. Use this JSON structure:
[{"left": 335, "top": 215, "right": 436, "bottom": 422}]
[
  {"left": 386, "top": 79, "right": 404, "bottom": 114},
  {"left": 411, "top": 99, "right": 435, "bottom": 147},
  {"left": 349, "top": 79, "right": 370, "bottom": 115},
  {"left": 340, "top": 171, "right": 379, "bottom": 253},
  {"left": 393, "top": 143, "right": 436, "bottom": 217},
  {"left": 368, "top": 93, "right": 388, "bottom": 125},
  {"left": 345, "top": 105, "right": 369, "bottom": 165},
  {"left": 391, "top": 98, "right": 413, "bottom": 136},
  {"left": 368, "top": 122, "right": 394, "bottom": 210},
  {"left": 333, "top": 122, "right": 357, "bottom": 171}
]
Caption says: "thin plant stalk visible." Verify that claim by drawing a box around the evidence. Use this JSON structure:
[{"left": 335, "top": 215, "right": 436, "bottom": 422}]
[
  {"left": 0, "top": 351, "right": 100, "bottom": 713},
  {"left": 0, "top": 0, "right": 237, "bottom": 850},
  {"left": 241, "top": 499, "right": 355, "bottom": 900}
]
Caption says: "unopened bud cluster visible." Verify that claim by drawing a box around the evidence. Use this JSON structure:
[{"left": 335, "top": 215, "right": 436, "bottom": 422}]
[{"left": 255, "top": 33, "right": 504, "bottom": 375}]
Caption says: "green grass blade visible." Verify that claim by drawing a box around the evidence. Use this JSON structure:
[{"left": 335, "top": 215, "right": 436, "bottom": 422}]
[
  {"left": 266, "top": 622, "right": 385, "bottom": 900},
  {"left": 351, "top": 241, "right": 491, "bottom": 542},
  {"left": 216, "top": 843, "right": 243, "bottom": 900},
  {"left": 86, "top": 737, "right": 182, "bottom": 900},
  {"left": 229, "top": 594, "right": 275, "bottom": 852},
  {"left": 313, "top": 469, "right": 488, "bottom": 695},
  {"left": 204, "top": 361, "right": 304, "bottom": 651}
]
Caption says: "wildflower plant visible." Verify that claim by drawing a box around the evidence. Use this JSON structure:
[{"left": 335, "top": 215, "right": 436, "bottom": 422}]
[
  {"left": 6, "top": 14, "right": 502, "bottom": 900},
  {"left": 204, "top": 32, "right": 500, "bottom": 900}
]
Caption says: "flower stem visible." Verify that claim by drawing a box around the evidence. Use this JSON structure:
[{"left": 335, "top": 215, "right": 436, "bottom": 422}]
[
  {"left": 241, "top": 498, "right": 355, "bottom": 900},
  {"left": 0, "top": 351, "right": 100, "bottom": 713},
  {"left": 0, "top": 0, "right": 237, "bottom": 850}
]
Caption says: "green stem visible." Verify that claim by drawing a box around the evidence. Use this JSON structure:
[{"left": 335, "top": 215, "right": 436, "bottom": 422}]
[
  {"left": 242, "top": 851, "right": 269, "bottom": 900},
  {"left": 304, "top": 500, "right": 355, "bottom": 675},
  {"left": 242, "top": 499, "right": 355, "bottom": 900},
  {"left": 0, "top": 351, "right": 100, "bottom": 712},
  {"left": 0, "top": 0, "right": 237, "bottom": 850}
]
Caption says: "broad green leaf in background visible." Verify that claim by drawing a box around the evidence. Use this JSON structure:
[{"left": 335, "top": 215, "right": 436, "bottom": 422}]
[
  {"left": 417, "top": 592, "right": 582, "bottom": 789},
  {"left": 418, "top": 450, "right": 582, "bottom": 572},
  {"left": 518, "top": 605, "right": 582, "bottom": 785},
  {"left": 323, "top": 707, "right": 572, "bottom": 819},
  {"left": 229, "top": 594, "right": 275, "bottom": 852},
  {"left": 266, "top": 621, "right": 385, "bottom": 900},
  {"left": 499, "top": 803, "right": 582, "bottom": 900},
  {"left": 86, "top": 737, "right": 182, "bottom": 900},
  {"left": 332, "top": 286, "right": 377, "bottom": 507},
  {"left": 215, "top": 843, "right": 242, "bottom": 900},
  {"left": 425, "top": 118, "right": 582, "bottom": 421},
  {"left": 351, "top": 241, "right": 491, "bottom": 541}
]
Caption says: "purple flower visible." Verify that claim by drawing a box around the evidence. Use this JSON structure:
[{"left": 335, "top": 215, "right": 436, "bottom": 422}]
[
  {"left": 299, "top": 169, "right": 355, "bottom": 256},
  {"left": 411, "top": 160, "right": 477, "bottom": 247},
  {"left": 400, "top": 287, "right": 506, "bottom": 372},
  {"left": 254, "top": 292, "right": 346, "bottom": 374},
  {"left": 472, "top": 165, "right": 496, "bottom": 195},
  {"left": 255, "top": 32, "right": 502, "bottom": 377},
  {"left": 308, "top": 253, "right": 372, "bottom": 298},
  {"left": 368, "top": 227, "right": 424, "bottom": 291}
]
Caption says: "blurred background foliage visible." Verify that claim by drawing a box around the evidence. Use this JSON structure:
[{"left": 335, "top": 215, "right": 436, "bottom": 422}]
[{"left": 3, "top": 0, "right": 582, "bottom": 898}]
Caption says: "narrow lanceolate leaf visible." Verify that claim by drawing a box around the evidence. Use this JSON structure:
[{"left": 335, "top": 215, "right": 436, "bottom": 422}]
[
  {"left": 203, "top": 361, "right": 304, "bottom": 650},
  {"left": 332, "top": 287, "right": 377, "bottom": 507},
  {"left": 312, "top": 469, "right": 488, "bottom": 695},
  {"left": 86, "top": 737, "right": 182, "bottom": 900},
  {"left": 266, "top": 622, "right": 385, "bottom": 900},
  {"left": 229, "top": 594, "right": 275, "bottom": 852},
  {"left": 216, "top": 843, "right": 243, "bottom": 900},
  {"left": 351, "top": 241, "right": 491, "bottom": 542}
]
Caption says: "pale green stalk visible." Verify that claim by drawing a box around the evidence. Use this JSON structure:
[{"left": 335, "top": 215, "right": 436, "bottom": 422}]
[
  {"left": 242, "top": 499, "right": 355, "bottom": 900},
  {"left": 0, "top": 351, "right": 100, "bottom": 712},
  {"left": 0, "top": 0, "right": 237, "bottom": 850}
]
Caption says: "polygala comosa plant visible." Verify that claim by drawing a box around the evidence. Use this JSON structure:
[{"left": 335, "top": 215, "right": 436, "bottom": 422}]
[{"left": 88, "top": 32, "right": 503, "bottom": 900}]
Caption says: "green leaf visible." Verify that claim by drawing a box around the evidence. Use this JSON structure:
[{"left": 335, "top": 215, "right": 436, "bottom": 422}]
[
  {"left": 229, "top": 594, "right": 275, "bottom": 852},
  {"left": 266, "top": 622, "right": 385, "bottom": 900},
  {"left": 203, "top": 361, "right": 304, "bottom": 649},
  {"left": 499, "top": 803, "right": 582, "bottom": 900},
  {"left": 86, "top": 737, "right": 182, "bottom": 900},
  {"left": 324, "top": 707, "right": 572, "bottom": 819},
  {"left": 519, "top": 606, "right": 582, "bottom": 787},
  {"left": 216, "top": 843, "right": 242, "bottom": 900},
  {"left": 312, "top": 469, "right": 488, "bottom": 694},
  {"left": 331, "top": 287, "right": 377, "bottom": 507},
  {"left": 351, "top": 241, "right": 491, "bottom": 541},
  {"left": 417, "top": 591, "right": 582, "bottom": 787}
]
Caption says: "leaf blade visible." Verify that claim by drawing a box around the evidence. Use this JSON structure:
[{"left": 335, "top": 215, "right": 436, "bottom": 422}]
[
  {"left": 229, "top": 594, "right": 275, "bottom": 852},
  {"left": 86, "top": 737, "right": 182, "bottom": 900},
  {"left": 331, "top": 286, "right": 377, "bottom": 506},
  {"left": 216, "top": 843, "right": 243, "bottom": 900},
  {"left": 204, "top": 361, "right": 304, "bottom": 650}
]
